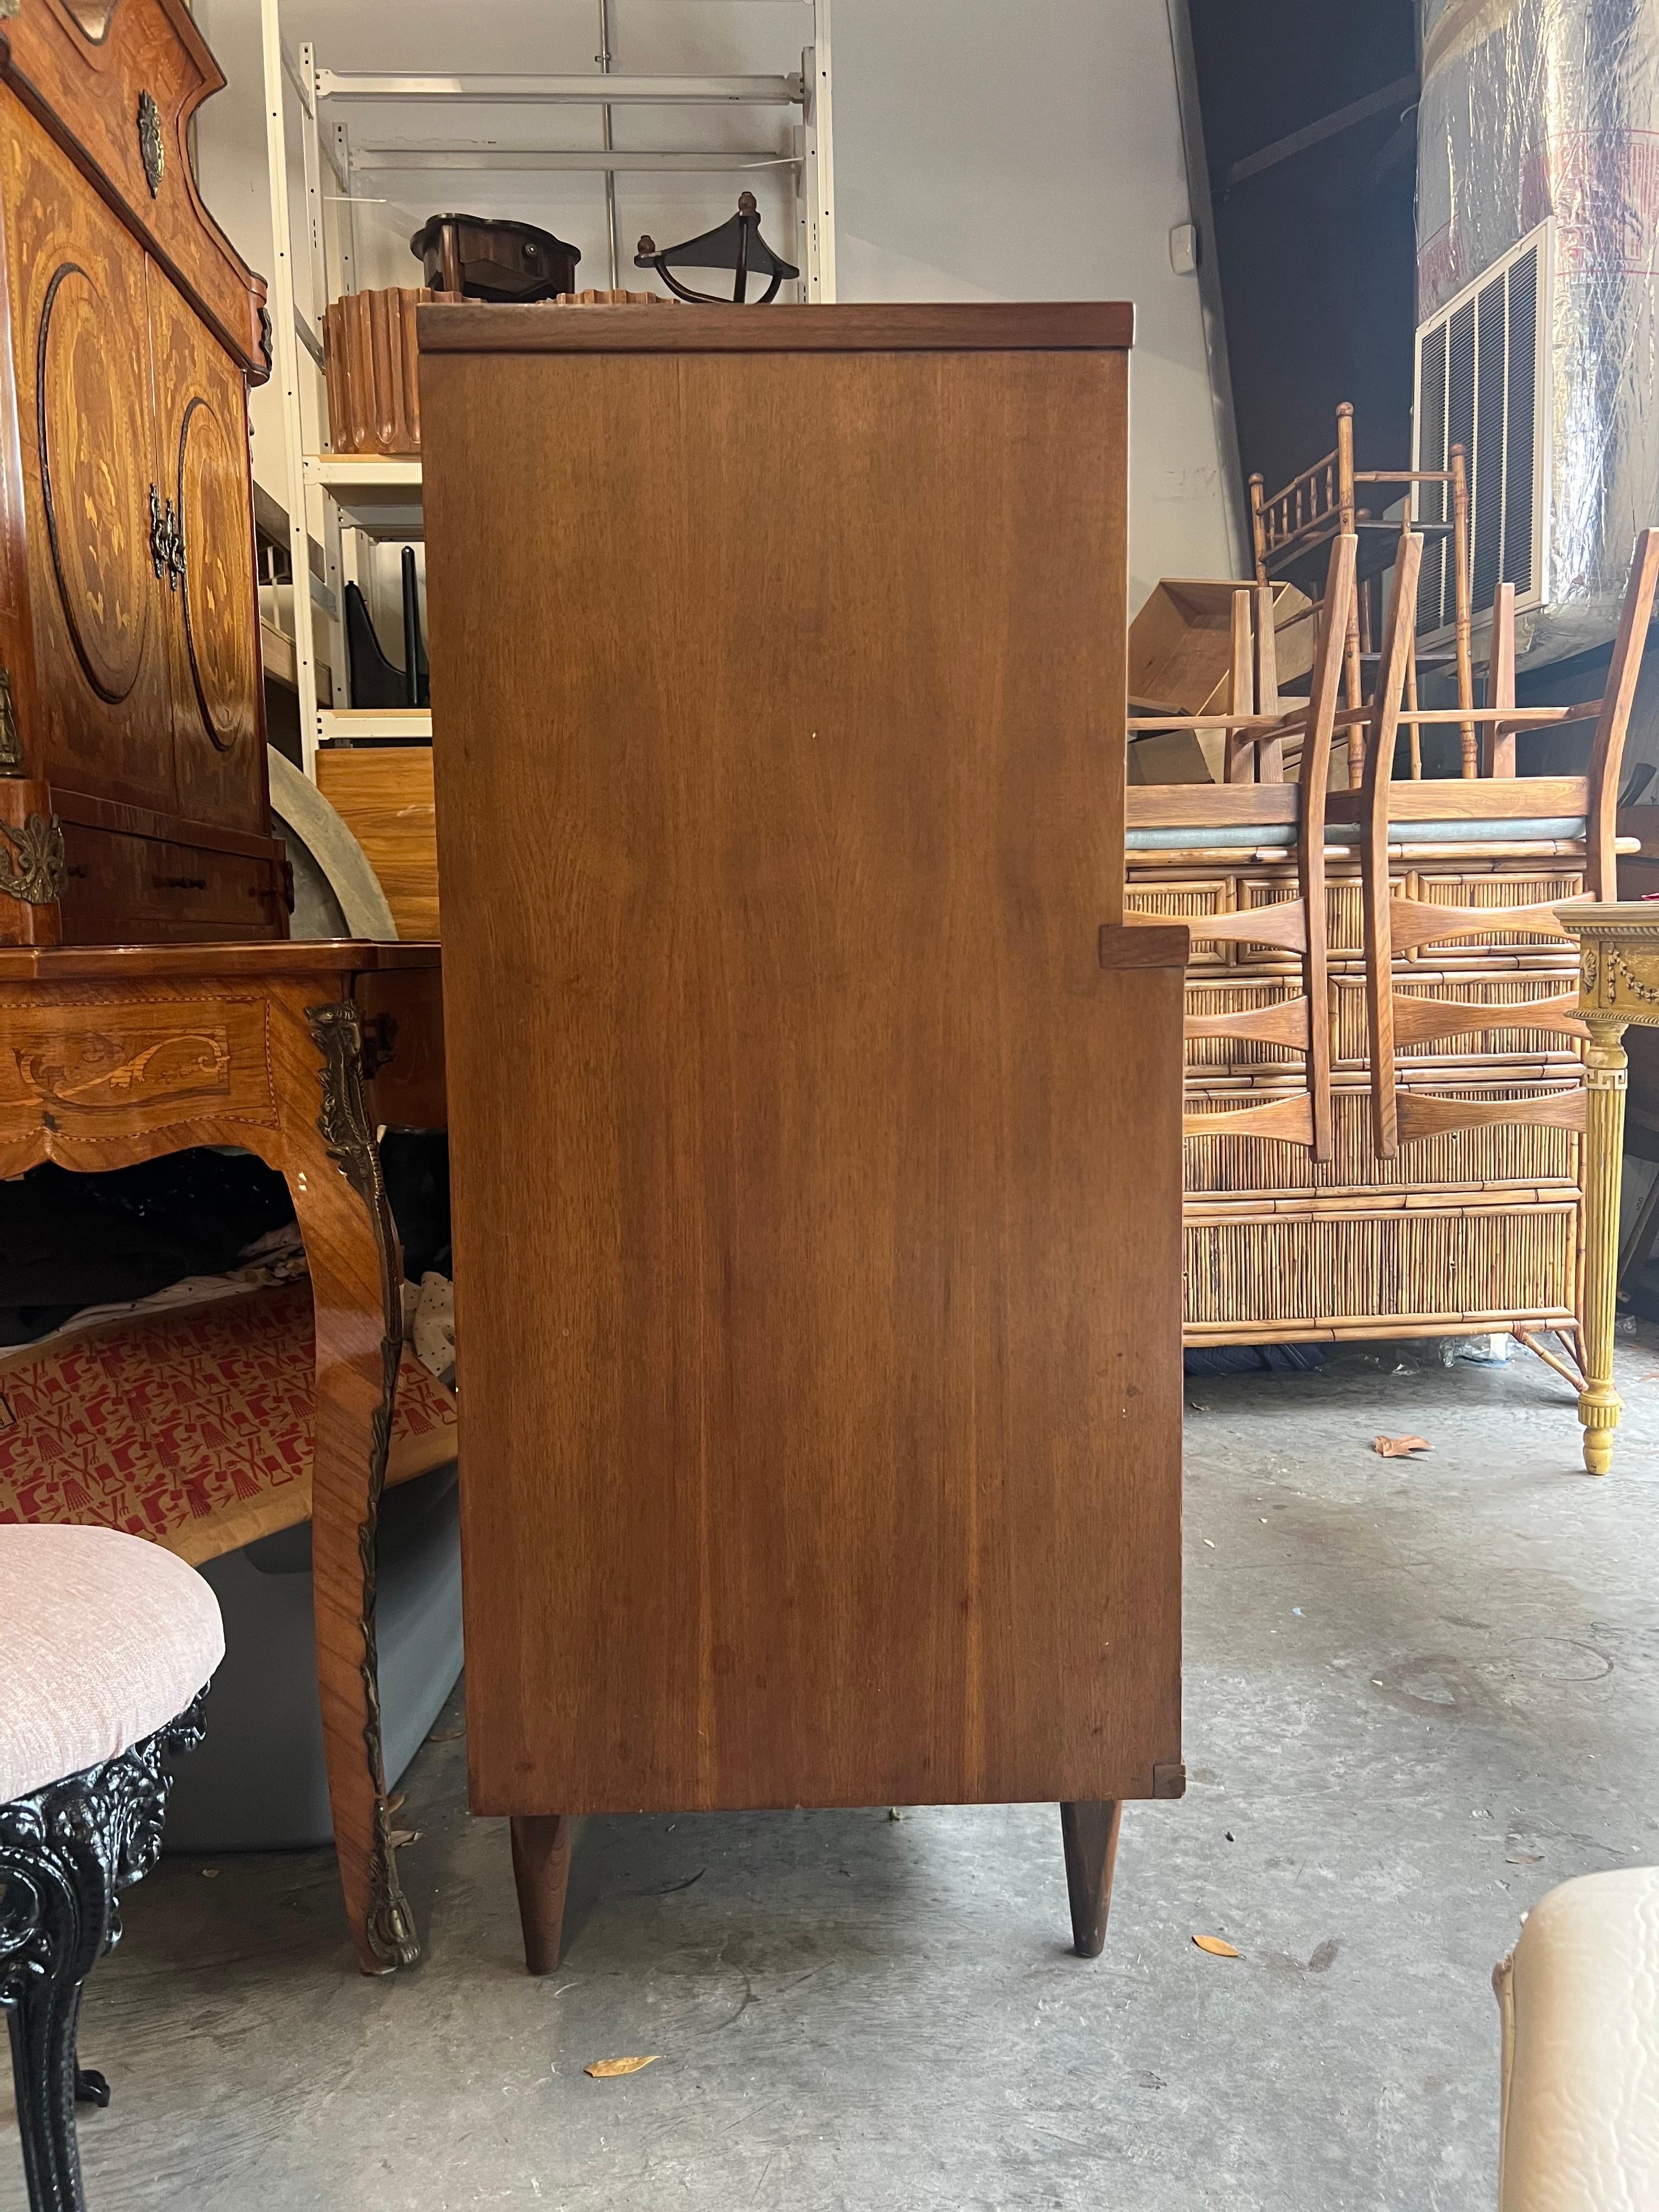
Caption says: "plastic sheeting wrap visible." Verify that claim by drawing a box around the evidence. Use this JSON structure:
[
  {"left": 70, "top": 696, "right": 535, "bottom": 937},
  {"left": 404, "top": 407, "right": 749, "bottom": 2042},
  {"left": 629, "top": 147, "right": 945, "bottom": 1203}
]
[{"left": 1419, "top": 0, "right": 1659, "bottom": 662}]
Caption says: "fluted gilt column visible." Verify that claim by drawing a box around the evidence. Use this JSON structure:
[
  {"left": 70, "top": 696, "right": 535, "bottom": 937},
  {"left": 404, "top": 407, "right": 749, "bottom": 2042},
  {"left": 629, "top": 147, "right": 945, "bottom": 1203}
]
[{"left": 1578, "top": 1013, "right": 1630, "bottom": 1475}]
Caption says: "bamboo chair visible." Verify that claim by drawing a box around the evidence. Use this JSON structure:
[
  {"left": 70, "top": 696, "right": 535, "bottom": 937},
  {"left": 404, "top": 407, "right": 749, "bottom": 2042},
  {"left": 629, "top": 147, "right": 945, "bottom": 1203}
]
[
  {"left": 1359, "top": 528, "right": 1659, "bottom": 1159},
  {"left": 1173, "top": 533, "right": 1357, "bottom": 1160}
]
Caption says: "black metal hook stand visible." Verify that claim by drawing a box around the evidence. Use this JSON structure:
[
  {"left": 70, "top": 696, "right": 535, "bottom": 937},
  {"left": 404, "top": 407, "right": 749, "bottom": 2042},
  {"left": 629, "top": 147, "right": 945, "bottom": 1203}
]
[{"left": 635, "top": 191, "right": 800, "bottom": 305}]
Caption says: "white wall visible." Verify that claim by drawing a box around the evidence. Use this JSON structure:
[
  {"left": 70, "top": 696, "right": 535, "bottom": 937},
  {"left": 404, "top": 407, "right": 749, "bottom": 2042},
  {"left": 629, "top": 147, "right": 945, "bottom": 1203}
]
[{"left": 195, "top": 0, "right": 1233, "bottom": 612}]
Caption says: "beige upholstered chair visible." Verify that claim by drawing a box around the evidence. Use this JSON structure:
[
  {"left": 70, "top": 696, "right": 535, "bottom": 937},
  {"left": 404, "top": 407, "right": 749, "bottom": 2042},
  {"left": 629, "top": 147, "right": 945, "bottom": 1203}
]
[
  {"left": 1495, "top": 1867, "right": 1659, "bottom": 2209},
  {"left": 0, "top": 1526, "right": 222, "bottom": 2212}
]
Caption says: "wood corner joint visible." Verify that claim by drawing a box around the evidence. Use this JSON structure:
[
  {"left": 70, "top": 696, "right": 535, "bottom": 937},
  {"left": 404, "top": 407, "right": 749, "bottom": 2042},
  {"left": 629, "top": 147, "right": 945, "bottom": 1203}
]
[{"left": 1152, "top": 1760, "right": 1186, "bottom": 1800}]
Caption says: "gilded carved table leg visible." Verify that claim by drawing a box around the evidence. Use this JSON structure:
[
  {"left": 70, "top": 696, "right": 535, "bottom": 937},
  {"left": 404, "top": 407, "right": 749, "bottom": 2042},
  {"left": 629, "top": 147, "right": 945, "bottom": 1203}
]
[
  {"left": 1578, "top": 1015, "right": 1631, "bottom": 1477},
  {"left": 286, "top": 1000, "right": 420, "bottom": 1975}
]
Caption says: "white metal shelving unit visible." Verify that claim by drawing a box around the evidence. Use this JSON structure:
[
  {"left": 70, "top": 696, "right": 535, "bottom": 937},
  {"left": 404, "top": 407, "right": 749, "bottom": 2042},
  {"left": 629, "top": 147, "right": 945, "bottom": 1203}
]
[{"left": 260, "top": 0, "right": 837, "bottom": 777}]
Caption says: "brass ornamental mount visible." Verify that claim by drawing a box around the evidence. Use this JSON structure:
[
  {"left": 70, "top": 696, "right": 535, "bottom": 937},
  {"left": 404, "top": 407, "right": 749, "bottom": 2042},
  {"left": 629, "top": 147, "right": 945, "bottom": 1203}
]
[
  {"left": 0, "top": 814, "right": 65, "bottom": 905},
  {"left": 148, "top": 486, "right": 184, "bottom": 590},
  {"left": 306, "top": 999, "right": 421, "bottom": 1972},
  {"left": 137, "top": 89, "right": 163, "bottom": 197}
]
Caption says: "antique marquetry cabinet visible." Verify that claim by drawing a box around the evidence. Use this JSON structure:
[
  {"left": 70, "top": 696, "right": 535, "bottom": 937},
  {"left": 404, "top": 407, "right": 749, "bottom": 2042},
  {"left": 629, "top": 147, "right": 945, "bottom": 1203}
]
[{"left": 0, "top": 0, "right": 283, "bottom": 945}]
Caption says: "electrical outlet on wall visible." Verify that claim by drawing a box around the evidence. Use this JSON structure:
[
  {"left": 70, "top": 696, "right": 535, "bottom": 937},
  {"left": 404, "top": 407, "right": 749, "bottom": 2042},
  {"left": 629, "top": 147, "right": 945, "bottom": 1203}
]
[{"left": 1169, "top": 222, "right": 1199, "bottom": 275}]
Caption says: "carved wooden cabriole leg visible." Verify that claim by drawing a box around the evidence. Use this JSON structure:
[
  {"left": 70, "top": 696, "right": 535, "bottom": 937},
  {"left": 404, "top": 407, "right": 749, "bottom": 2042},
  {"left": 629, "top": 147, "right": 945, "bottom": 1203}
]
[
  {"left": 1578, "top": 1013, "right": 1632, "bottom": 1477},
  {"left": 511, "top": 1815, "right": 573, "bottom": 1976},
  {"left": 0, "top": 1693, "right": 207, "bottom": 2212},
  {"left": 287, "top": 999, "right": 419, "bottom": 1976},
  {"left": 1059, "top": 1799, "right": 1123, "bottom": 1958}
]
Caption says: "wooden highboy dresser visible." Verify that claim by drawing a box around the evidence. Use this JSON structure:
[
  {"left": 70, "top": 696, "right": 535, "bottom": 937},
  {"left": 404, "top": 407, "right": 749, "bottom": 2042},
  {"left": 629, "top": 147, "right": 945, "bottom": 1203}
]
[{"left": 421, "top": 301, "right": 1188, "bottom": 1968}]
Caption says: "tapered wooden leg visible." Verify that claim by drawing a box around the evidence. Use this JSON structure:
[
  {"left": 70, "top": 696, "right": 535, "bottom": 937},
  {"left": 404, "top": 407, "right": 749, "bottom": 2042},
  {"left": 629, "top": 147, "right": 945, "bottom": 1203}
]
[
  {"left": 1060, "top": 1799, "right": 1123, "bottom": 1957},
  {"left": 512, "top": 1816, "right": 573, "bottom": 1974}
]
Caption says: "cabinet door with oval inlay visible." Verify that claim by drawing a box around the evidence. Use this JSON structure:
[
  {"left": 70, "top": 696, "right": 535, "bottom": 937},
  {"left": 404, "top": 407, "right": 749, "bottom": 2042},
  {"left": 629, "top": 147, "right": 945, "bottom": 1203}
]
[
  {"left": 147, "top": 258, "right": 264, "bottom": 832},
  {"left": 1, "top": 99, "right": 172, "bottom": 808}
]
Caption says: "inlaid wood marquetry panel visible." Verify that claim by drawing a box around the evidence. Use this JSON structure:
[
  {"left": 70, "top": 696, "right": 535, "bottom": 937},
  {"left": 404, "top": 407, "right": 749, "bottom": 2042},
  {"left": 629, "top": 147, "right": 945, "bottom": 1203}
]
[
  {"left": 0, "top": 992, "right": 275, "bottom": 1136},
  {"left": 2, "top": 100, "right": 171, "bottom": 806},
  {"left": 148, "top": 259, "right": 262, "bottom": 829}
]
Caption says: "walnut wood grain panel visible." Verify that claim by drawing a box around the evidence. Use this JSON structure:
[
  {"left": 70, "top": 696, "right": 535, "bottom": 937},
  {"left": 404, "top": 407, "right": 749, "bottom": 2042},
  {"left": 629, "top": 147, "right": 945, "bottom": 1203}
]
[
  {"left": 421, "top": 329, "right": 1180, "bottom": 1816},
  {"left": 148, "top": 256, "right": 264, "bottom": 830},
  {"left": 0, "top": 0, "right": 267, "bottom": 371},
  {"left": 314, "top": 746, "right": 438, "bottom": 939},
  {"left": 1, "top": 96, "right": 170, "bottom": 809}
]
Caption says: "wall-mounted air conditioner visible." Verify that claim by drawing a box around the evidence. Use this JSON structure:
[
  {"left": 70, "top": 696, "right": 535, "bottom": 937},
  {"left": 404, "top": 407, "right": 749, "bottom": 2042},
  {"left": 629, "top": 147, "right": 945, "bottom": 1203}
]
[{"left": 1412, "top": 219, "right": 1553, "bottom": 646}]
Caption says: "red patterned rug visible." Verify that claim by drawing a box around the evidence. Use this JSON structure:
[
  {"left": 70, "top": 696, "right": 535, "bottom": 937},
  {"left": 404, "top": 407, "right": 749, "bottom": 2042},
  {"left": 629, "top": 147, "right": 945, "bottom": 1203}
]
[{"left": 0, "top": 1280, "right": 457, "bottom": 1561}]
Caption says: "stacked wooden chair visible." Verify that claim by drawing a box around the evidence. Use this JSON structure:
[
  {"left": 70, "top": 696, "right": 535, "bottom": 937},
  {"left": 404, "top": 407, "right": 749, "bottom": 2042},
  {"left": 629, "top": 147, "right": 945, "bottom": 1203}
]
[
  {"left": 1350, "top": 527, "right": 1659, "bottom": 1380},
  {"left": 1126, "top": 511, "right": 1658, "bottom": 1378},
  {"left": 1176, "top": 535, "right": 1355, "bottom": 1159},
  {"left": 1249, "top": 400, "right": 1474, "bottom": 779}
]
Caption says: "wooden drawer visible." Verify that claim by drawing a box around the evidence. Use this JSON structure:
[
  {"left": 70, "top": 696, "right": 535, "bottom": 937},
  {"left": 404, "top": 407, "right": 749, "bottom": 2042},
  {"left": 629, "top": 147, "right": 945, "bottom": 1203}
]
[{"left": 59, "top": 822, "right": 287, "bottom": 943}]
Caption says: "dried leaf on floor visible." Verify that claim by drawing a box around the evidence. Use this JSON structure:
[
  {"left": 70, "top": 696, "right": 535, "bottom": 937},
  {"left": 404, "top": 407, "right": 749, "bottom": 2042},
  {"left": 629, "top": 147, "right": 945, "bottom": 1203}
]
[
  {"left": 1373, "top": 1435, "right": 1433, "bottom": 1458},
  {"left": 1192, "top": 1934, "right": 1239, "bottom": 1958},
  {"left": 1506, "top": 1853, "right": 1543, "bottom": 1865},
  {"left": 389, "top": 1829, "right": 421, "bottom": 1848},
  {"left": 585, "top": 2056, "right": 660, "bottom": 2079}
]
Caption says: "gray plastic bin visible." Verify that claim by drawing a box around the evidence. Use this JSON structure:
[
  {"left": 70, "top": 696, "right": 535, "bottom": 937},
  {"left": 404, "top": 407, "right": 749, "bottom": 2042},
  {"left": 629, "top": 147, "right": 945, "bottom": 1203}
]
[{"left": 164, "top": 1457, "right": 462, "bottom": 1853}]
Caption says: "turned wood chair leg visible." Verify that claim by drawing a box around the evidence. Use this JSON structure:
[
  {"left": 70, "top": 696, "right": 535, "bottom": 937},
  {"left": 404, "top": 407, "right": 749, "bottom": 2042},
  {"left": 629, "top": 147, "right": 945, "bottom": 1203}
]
[
  {"left": 1059, "top": 1799, "right": 1124, "bottom": 1957},
  {"left": 512, "top": 1815, "right": 573, "bottom": 1975}
]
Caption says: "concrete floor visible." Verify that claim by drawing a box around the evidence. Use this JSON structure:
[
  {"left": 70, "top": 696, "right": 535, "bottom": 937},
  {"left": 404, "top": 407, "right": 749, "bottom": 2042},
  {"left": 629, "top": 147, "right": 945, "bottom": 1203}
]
[{"left": 9, "top": 1326, "right": 1659, "bottom": 2211}]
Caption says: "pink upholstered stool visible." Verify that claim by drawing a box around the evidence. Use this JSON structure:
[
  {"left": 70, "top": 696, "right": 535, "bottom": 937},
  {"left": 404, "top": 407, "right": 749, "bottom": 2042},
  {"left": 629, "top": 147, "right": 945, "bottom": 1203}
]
[{"left": 0, "top": 1526, "right": 223, "bottom": 2212}]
